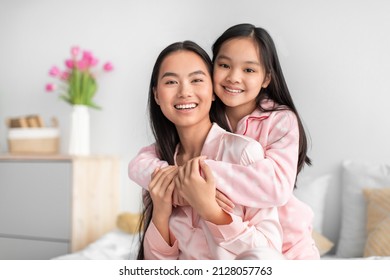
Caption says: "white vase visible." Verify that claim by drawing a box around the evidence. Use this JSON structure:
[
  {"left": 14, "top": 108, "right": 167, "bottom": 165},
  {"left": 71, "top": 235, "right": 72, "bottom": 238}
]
[{"left": 68, "top": 105, "right": 90, "bottom": 156}]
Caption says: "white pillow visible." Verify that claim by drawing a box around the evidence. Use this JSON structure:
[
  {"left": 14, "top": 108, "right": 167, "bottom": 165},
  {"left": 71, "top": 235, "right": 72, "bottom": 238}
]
[
  {"left": 295, "top": 174, "right": 331, "bottom": 234},
  {"left": 336, "top": 160, "right": 390, "bottom": 258}
]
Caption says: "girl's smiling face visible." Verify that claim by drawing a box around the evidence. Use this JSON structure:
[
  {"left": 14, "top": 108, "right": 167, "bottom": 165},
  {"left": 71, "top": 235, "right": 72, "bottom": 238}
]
[
  {"left": 213, "top": 37, "right": 270, "bottom": 118},
  {"left": 154, "top": 50, "right": 214, "bottom": 129}
]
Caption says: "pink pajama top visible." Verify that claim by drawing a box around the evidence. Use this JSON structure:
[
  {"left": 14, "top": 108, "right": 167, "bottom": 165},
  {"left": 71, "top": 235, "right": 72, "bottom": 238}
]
[
  {"left": 142, "top": 123, "right": 282, "bottom": 259},
  {"left": 129, "top": 99, "right": 319, "bottom": 260}
]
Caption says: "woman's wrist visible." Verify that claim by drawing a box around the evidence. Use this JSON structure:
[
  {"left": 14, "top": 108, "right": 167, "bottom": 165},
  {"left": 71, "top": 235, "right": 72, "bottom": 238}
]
[
  {"left": 201, "top": 204, "right": 232, "bottom": 225},
  {"left": 152, "top": 213, "right": 171, "bottom": 245}
]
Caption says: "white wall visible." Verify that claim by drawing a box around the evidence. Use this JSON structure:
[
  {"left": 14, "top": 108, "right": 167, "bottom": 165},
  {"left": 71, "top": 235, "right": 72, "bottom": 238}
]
[{"left": 1, "top": 0, "right": 390, "bottom": 226}]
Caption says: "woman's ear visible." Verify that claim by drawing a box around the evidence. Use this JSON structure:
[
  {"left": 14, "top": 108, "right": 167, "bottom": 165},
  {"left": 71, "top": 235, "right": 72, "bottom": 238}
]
[
  {"left": 262, "top": 73, "right": 271, "bottom": 88},
  {"left": 153, "top": 87, "right": 160, "bottom": 105}
]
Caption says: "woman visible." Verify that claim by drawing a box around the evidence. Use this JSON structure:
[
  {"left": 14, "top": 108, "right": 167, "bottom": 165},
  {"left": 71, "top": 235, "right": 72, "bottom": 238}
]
[{"left": 134, "top": 40, "right": 283, "bottom": 260}]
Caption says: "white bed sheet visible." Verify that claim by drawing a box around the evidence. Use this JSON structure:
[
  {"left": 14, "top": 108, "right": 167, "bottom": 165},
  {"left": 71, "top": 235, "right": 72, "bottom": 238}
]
[
  {"left": 53, "top": 230, "right": 390, "bottom": 260},
  {"left": 53, "top": 230, "right": 140, "bottom": 260}
]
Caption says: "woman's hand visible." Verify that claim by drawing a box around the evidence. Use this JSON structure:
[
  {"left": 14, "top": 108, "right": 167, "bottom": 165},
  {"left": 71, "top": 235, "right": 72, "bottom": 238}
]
[
  {"left": 169, "top": 162, "right": 235, "bottom": 211},
  {"left": 175, "top": 157, "right": 232, "bottom": 225},
  {"left": 148, "top": 166, "right": 178, "bottom": 244}
]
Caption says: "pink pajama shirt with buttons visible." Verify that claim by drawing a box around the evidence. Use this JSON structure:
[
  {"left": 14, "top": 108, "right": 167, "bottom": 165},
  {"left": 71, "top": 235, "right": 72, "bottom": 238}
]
[
  {"left": 142, "top": 124, "right": 282, "bottom": 259},
  {"left": 129, "top": 99, "right": 320, "bottom": 260}
]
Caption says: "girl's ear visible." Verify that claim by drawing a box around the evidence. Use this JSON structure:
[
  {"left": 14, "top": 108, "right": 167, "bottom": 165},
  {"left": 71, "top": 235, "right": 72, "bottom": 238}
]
[
  {"left": 153, "top": 87, "right": 160, "bottom": 105},
  {"left": 262, "top": 73, "right": 271, "bottom": 88}
]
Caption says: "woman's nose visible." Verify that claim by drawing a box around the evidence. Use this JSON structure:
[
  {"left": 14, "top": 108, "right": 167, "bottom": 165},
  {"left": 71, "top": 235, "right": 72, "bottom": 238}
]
[{"left": 177, "top": 83, "right": 193, "bottom": 98}]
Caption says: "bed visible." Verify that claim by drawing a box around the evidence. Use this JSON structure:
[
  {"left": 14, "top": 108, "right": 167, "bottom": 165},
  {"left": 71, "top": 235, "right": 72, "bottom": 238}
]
[
  {"left": 53, "top": 230, "right": 140, "bottom": 260},
  {"left": 53, "top": 159, "right": 390, "bottom": 260}
]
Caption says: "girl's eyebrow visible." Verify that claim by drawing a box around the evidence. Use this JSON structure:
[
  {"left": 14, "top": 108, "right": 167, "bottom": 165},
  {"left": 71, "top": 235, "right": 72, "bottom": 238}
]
[
  {"left": 216, "top": 54, "right": 231, "bottom": 61},
  {"left": 217, "top": 54, "right": 260, "bottom": 66}
]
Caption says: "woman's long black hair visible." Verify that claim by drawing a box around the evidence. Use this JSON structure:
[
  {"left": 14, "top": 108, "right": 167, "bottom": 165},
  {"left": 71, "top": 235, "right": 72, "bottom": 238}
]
[
  {"left": 212, "top": 23, "right": 312, "bottom": 178},
  {"left": 136, "top": 41, "right": 229, "bottom": 259}
]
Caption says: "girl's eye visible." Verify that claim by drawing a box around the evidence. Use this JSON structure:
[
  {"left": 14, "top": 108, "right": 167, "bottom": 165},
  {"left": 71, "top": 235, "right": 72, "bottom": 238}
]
[
  {"left": 219, "top": 63, "right": 229, "bottom": 69},
  {"left": 244, "top": 68, "right": 255, "bottom": 73},
  {"left": 165, "top": 80, "right": 177, "bottom": 85},
  {"left": 192, "top": 79, "right": 203, "bottom": 83}
]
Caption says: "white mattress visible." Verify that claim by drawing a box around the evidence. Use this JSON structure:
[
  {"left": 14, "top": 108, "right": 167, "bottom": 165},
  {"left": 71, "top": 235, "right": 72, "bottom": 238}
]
[
  {"left": 53, "top": 230, "right": 390, "bottom": 260},
  {"left": 53, "top": 230, "right": 140, "bottom": 260}
]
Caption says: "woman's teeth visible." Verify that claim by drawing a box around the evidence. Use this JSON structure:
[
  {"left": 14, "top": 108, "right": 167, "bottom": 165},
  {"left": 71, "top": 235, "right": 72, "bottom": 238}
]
[{"left": 174, "top": 103, "right": 197, "bottom": 110}]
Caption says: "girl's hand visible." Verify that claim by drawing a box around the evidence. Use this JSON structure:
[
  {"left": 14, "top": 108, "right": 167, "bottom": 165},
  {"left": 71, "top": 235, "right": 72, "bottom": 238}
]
[
  {"left": 172, "top": 188, "right": 188, "bottom": 206},
  {"left": 175, "top": 157, "right": 232, "bottom": 225},
  {"left": 216, "top": 190, "right": 235, "bottom": 213},
  {"left": 168, "top": 162, "right": 234, "bottom": 211}
]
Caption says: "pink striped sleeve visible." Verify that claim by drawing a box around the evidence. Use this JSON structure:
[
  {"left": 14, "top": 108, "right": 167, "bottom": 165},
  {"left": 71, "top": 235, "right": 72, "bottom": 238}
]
[
  {"left": 144, "top": 222, "right": 179, "bottom": 260},
  {"left": 128, "top": 143, "right": 168, "bottom": 190},
  {"left": 206, "top": 111, "right": 299, "bottom": 208}
]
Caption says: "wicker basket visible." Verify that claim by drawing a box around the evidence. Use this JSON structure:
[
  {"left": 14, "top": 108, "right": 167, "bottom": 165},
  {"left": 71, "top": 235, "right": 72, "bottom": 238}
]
[{"left": 7, "top": 128, "right": 60, "bottom": 154}]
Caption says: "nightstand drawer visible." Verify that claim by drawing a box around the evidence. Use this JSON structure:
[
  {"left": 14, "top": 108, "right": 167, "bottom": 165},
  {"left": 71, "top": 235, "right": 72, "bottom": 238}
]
[
  {"left": 0, "top": 236, "right": 69, "bottom": 260},
  {"left": 0, "top": 160, "right": 71, "bottom": 239}
]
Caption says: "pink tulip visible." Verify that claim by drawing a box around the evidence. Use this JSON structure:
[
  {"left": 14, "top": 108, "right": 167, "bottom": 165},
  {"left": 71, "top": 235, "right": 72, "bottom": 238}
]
[
  {"left": 103, "top": 62, "right": 113, "bottom": 72},
  {"left": 65, "top": 59, "right": 74, "bottom": 69},
  {"left": 90, "top": 57, "right": 99, "bottom": 67},
  {"left": 45, "top": 83, "right": 56, "bottom": 92},
  {"left": 82, "top": 51, "right": 94, "bottom": 65},
  {"left": 49, "top": 66, "right": 60, "bottom": 77},
  {"left": 71, "top": 46, "right": 80, "bottom": 57},
  {"left": 60, "top": 71, "right": 70, "bottom": 80},
  {"left": 77, "top": 59, "right": 88, "bottom": 70}
]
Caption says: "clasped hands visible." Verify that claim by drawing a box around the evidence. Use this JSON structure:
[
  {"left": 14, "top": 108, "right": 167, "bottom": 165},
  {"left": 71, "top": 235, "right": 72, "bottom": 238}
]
[{"left": 148, "top": 156, "right": 234, "bottom": 223}]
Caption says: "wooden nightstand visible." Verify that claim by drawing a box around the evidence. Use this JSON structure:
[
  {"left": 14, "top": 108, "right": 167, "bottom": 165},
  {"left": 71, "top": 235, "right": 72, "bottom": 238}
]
[{"left": 0, "top": 155, "right": 120, "bottom": 259}]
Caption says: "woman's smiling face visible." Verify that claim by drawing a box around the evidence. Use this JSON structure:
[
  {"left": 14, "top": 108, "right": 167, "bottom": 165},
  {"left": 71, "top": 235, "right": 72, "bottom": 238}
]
[{"left": 153, "top": 50, "right": 214, "bottom": 129}]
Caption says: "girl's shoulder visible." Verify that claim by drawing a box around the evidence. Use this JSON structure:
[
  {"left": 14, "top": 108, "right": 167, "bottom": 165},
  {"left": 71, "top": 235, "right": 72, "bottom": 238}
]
[{"left": 253, "top": 99, "right": 296, "bottom": 121}]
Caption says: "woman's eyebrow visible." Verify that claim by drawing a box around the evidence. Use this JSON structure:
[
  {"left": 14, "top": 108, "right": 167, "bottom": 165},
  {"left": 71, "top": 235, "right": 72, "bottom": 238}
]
[
  {"left": 161, "top": 72, "right": 178, "bottom": 79},
  {"left": 189, "top": 70, "right": 206, "bottom": 77},
  {"left": 161, "top": 70, "right": 206, "bottom": 79}
]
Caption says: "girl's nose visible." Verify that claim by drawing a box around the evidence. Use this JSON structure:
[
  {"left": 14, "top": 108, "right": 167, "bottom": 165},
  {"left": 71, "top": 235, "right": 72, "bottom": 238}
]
[{"left": 226, "top": 68, "right": 241, "bottom": 84}]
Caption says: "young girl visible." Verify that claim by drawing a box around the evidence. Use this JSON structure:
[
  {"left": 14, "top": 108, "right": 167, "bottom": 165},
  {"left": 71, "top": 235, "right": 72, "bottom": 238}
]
[
  {"left": 136, "top": 40, "right": 283, "bottom": 259},
  {"left": 130, "top": 24, "right": 319, "bottom": 259}
]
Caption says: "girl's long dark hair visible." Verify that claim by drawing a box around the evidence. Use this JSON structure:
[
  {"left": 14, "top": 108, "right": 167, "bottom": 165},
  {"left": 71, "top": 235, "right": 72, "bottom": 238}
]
[
  {"left": 212, "top": 23, "right": 312, "bottom": 179},
  {"left": 137, "top": 41, "right": 229, "bottom": 259}
]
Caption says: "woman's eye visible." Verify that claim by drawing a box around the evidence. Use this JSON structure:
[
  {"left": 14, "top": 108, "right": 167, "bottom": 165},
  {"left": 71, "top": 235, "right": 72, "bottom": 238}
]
[
  {"left": 219, "top": 63, "right": 229, "bottom": 69},
  {"left": 165, "top": 80, "right": 177, "bottom": 85},
  {"left": 244, "top": 68, "right": 255, "bottom": 73},
  {"left": 192, "top": 79, "right": 203, "bottom": 83}
]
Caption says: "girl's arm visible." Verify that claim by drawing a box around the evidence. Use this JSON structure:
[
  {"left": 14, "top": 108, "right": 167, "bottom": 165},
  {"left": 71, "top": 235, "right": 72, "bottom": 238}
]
[
  {"left": 129, "top": 144, "right": 235, "bottom": 210},
  {"left": 128, "top": 143, "right": 168, "bottom": 190},
  {"left": 175, "top": 157, "right": 232, "bottom": 225},
  {"left": 178, "top": 159, "right": 282, "bottom": 256},
  {"left": 206, "top": 110, "right": 299, "bottom": 208}
]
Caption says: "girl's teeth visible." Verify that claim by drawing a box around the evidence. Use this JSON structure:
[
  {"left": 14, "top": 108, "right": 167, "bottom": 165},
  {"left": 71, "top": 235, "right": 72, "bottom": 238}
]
[{"left": 225, "top": 87, "right": 242, "bottom": 93}]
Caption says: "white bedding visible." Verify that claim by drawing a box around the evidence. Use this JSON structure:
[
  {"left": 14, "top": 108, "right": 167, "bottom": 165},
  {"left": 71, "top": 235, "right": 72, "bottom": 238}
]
[
  {"left": 53, "top": 230, "right": 140, "bottom": 260},
  {"left": 53, "top": 230, "right": 390, "bottom": 260}
]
